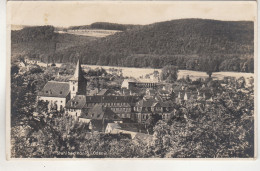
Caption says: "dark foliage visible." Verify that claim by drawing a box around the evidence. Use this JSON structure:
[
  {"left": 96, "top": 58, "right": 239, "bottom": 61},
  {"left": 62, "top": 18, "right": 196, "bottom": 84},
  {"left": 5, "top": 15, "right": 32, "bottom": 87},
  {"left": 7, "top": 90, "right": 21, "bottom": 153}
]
[
  {"left": 12, "top": 19, "right": 254, "bottom": 72},
  {"left": 51, "top": 19, "right": 254, "bottom": 72}
]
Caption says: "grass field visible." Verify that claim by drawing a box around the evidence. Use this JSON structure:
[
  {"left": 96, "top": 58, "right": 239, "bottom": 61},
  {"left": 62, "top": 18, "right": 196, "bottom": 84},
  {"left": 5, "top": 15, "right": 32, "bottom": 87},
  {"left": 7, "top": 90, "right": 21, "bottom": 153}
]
[
  {"left": 83, "top": 64, "right": 254, "bottom": 84},
  {"left": 35, "top": 61, "right": 254, "bottom": 85}
]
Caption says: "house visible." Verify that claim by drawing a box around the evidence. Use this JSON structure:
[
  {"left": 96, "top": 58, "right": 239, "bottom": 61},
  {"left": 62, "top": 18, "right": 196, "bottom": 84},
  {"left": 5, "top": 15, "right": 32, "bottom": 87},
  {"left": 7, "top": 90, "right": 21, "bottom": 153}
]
[
  {"left": 81, "top": 96, "right": 140, "bottom": 120},
  {"left": 79, "top": 104, "right": 122, "bottom": 132},
  {"left": 121, "top": 78, "right": 158, "bottom": 90},
  {"left": 85, "top": 104, "right": 121, "bottom": 121},
  {"left": 96, "top": 89, "right": 111, "bottom": 96},
  {"left": 146, "top": 89, "right": 156, "bottom": 96},
  {"left": 134, "top": 98, "right": 175, "bottom": 123},
  {"left": 121, "top": 78, "right": 137, "bottom": 89},
  {"left": 158, "top": 89, "right": 172, "bottom": 100},
  {"left": 65, "top": 95, "right": 86, "bottom": 117},
  {"left": 87, "top": 88, "right": 99, "bottom": 96}
]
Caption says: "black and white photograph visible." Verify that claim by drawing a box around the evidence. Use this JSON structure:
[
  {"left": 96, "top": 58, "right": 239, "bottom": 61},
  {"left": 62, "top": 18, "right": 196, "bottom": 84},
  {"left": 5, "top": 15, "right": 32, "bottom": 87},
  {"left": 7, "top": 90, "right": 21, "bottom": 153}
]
[{"left": 6, "top": 1, "right": 257, "bottom": 159}]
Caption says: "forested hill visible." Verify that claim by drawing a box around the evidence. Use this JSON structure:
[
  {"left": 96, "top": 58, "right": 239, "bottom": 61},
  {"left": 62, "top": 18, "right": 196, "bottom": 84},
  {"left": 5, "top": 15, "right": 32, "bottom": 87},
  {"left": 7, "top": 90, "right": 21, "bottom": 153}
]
[
  {"left": 11, "top": 26, "right": 98, "bottom": 62},
  {"left": 53, "top": 19, "right": 254, "bottom": 72},
  {"left": 12, "top": 19, "right": 254, "bottom": 72}
]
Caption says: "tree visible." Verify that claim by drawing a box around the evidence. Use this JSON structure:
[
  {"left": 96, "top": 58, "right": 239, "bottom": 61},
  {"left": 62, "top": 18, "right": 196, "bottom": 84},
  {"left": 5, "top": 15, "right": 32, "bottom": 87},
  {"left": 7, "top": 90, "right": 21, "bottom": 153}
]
[
  {"left": 145, "top": 113, "right": 162, "bottom": 134},
  {"left": 160, "top": 65, "right": 179, "bottom": 83},
  {"left": 37, "top": 100, "right": 49, "bottom": 114},
  {"left": 11, "top": 64, "right": 19, "bottom": 75},
  {"left": 206, "top": 70, "right": 213, "bottom": 78}
]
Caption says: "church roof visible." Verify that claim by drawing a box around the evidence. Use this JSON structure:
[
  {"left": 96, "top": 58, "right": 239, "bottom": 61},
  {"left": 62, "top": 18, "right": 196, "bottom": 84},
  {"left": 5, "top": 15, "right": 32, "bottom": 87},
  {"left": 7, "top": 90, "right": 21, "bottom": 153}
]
[
  {"left": 38, "top": 81, "right": 70, "bottom": 98},
  {"left": 69, "top": 59, "right": 85, "bottom": 81}
]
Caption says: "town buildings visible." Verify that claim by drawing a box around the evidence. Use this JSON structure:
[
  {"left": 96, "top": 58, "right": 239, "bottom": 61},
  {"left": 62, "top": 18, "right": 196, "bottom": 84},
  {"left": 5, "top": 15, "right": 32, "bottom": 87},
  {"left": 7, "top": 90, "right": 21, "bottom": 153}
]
[{"left": 38, "top": 60, "right": 216, "bottom": 134}]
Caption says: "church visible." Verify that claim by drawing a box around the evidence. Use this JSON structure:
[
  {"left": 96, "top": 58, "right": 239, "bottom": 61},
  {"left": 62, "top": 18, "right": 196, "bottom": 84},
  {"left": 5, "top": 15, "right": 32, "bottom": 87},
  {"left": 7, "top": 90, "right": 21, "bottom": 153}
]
[
  {"left": 37, "top": 60, "right": 139, "bottom": 121},
  {"left": 37, "top": 60, "right": 88, "bottom": 112}
]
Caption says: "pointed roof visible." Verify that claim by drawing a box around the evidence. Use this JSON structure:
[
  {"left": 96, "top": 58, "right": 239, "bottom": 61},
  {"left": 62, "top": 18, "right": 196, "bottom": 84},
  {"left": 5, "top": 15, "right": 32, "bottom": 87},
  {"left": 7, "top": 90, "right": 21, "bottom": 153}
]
[
  {"left": 69, "top": 59, "right": 85, "bottom": 81},
  {"left": 38, "top": 81, "right": 70, "bottom": 98}
]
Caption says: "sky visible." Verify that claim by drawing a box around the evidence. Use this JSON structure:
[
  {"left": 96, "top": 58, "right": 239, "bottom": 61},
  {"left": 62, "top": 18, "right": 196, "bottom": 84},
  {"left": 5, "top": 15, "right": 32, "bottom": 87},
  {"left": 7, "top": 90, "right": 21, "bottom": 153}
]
[{"left": 7, "top": 1, "right": 257, "bottom": 27}]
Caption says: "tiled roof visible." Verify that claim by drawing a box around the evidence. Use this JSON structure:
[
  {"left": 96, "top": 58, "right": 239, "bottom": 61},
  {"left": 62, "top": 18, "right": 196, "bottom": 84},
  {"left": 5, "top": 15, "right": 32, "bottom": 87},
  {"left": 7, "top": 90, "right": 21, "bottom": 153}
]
[
  {"left": 97, "top": 89, "right": 108, "bottom": 95},
  {"left": 38, "top": 81, "right": 70, "bottom": 98},
  {"left": 69, "top": 60, "right": 86, "bottom": 81},
  {"left": 159, "top": 100, "right": 175, "bottom": 108},
  {"left": 136, "top": 99, "right": 157, "bottom": 108},
  {"left": 85, "top": 96, "right": 140, "bottom": 104},
  {"left": 86, "top": 104, "right": 121, "bottom": 120},
  {"left": 88, "top": 88, "right": 99, "bottom": 96},
  {"left": 65, "top": 95, "right": 86, "bottom": 109}
]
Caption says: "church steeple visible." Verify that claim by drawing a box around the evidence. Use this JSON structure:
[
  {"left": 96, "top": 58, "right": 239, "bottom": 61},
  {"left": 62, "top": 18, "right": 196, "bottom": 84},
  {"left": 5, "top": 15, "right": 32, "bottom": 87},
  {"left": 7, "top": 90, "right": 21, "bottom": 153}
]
[
  {"left": 70, "top": 59, "right": 84, "bottom": 81},
  {"left": 69, "top": 59, "right": 87, "bottom": 99}
]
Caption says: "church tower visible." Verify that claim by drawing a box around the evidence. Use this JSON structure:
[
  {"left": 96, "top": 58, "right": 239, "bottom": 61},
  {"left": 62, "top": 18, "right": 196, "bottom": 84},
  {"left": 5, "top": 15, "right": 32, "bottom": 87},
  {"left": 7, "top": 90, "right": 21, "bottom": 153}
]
[{"left": 69, "top": 59, "right": 87, "bottom": 99}]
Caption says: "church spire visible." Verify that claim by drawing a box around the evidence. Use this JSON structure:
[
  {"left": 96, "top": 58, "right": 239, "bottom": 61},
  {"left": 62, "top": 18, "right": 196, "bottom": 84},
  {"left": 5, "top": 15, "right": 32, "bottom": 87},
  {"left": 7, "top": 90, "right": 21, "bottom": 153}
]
[
  {"left": 74, "top": 59, "right": 82, "bottom": 78},
  {"left": 70, "top": 59, "right": 84, "bottom": 81},
  {"left": 69, "top": 59, "right": 87, "bottom": 99}
]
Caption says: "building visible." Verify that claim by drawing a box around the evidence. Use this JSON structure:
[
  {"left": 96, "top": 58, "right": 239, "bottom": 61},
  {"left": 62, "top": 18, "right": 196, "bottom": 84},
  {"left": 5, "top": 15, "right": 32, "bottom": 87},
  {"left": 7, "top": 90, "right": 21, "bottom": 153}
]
[
  {"left": 66, "top": 95, "right": 140, "bottom": 120},
  {"left": 121, "top": 78, "right": 159, "bottom": 90},
  {"left": 158, "top": 89, "right": 173, "bottom": 101},
  {"left": 38, "top": 59, "right": 86, "bottom": 112},
  {"left": 68, "top": 60, "right": 87, "bottom": 99},
  {"left": 37, "top": 81, "right": 70, "bottom": 111},
  {"left": 134, "top": 98, "right": 175, "bottom": 123},
  {"left": 79, "top": 104, "right": 122, "bottom": 132}
]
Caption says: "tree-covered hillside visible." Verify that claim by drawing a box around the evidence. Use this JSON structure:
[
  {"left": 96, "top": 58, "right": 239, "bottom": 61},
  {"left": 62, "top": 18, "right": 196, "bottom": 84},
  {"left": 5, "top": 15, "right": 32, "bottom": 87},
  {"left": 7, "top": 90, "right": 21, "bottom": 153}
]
[
  {"left": 11, "top": 19, "right": 254, "bottom": 72},
  {"left": 53, "top": 19, "right": 254, "bottom": 72},
  {"left": 11, "top": 26, "right": 98, "bottom": 62}
]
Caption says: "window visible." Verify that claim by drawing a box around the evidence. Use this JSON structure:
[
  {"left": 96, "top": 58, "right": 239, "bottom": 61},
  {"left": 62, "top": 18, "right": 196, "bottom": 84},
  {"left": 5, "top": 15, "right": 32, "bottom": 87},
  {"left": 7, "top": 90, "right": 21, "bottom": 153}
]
[
  {"left": 73, "top": 86, "right": 75, "bottom": 91},
  {"left": 60, "top": 91, "right": 62, "bottom": 94},
  {"left": 61, "top": 101, "right": 63, "bottom": 103},
  {"left": 46, "top": 91, "right": 48, "bottom": 93}
]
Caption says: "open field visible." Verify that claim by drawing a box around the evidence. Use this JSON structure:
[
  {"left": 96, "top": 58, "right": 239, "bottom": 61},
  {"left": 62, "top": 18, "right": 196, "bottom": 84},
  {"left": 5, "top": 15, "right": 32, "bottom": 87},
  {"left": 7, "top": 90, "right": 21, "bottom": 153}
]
[
  {"left": 56, "top": 29, "right": 121, "bottom": 37},
  {"left": 35, "top": 61, "right": 254, "bottom": 84},
  {"left": 83, "top": 64, "right": 254, "bottom": 84}
]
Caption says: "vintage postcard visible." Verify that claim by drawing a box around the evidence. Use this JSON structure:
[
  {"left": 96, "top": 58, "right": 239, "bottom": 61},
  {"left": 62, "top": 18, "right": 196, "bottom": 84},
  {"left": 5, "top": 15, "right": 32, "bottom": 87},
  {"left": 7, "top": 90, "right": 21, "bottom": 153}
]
[{"left": 6, "top": 1, "right": 257, "bottom": 159}]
